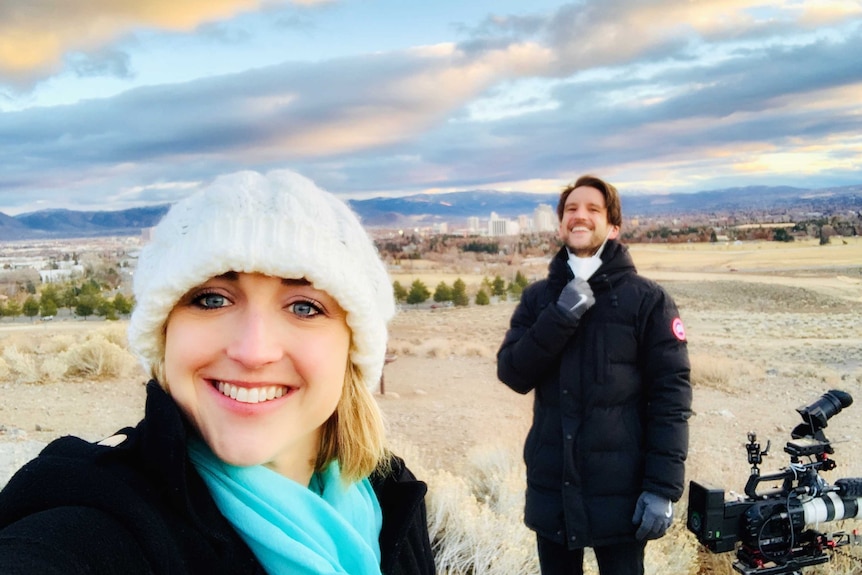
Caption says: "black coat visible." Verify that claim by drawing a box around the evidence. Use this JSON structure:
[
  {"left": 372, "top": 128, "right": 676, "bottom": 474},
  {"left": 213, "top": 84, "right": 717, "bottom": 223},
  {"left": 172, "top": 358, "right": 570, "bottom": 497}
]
[
  {"left": 0, "top": 381, "right": 436, "bottom": 575},
  {"left": 497, "top": 241, "right": 691, "bottom": 549}
]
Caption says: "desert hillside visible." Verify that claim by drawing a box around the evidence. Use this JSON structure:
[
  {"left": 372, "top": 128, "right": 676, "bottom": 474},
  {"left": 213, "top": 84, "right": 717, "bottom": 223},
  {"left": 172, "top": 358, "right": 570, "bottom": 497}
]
[{"left": 2, "top": 237, "right": 861, "bottom": 574}]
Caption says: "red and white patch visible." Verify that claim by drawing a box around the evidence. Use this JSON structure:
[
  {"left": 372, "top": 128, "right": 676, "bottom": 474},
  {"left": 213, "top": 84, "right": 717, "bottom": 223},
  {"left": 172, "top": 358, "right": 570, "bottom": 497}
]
[{"left": 671, "top": 317, "right": 686, "bottom": 341}]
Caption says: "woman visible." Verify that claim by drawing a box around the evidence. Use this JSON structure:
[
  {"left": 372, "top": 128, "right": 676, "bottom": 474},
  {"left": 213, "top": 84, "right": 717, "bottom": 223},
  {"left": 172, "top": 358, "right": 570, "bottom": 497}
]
[{"left": 0, "top": 170, "right": 436, "bottom": 574}]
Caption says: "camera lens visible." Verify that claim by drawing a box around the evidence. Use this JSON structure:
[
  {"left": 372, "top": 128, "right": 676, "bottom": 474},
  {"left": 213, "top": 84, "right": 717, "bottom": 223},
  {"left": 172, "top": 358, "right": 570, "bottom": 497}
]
[{"left": 796, "top": 389, "right": 852, "bottom": 432}]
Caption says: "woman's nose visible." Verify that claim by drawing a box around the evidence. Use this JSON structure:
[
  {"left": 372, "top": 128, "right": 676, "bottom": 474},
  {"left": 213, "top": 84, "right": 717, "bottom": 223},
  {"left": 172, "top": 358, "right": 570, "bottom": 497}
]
[{"left": 225, "top": 310, "right": 284, "bottom": 368}]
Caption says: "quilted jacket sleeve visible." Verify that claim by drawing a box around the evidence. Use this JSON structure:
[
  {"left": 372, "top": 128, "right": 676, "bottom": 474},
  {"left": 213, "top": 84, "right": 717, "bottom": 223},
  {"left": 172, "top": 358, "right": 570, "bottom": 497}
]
[
  {"left": 638, "top": 288, "right": 692, "bottom": 502},
  {"left": 497, "top": 282, "right": 581, "bottom": 394}
]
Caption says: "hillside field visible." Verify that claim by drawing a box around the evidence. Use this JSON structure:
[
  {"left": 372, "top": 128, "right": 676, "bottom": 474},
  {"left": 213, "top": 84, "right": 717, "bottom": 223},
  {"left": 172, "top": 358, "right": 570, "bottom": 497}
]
[{"left": 2, "top": 237, "right": 861, "bottom": 574}]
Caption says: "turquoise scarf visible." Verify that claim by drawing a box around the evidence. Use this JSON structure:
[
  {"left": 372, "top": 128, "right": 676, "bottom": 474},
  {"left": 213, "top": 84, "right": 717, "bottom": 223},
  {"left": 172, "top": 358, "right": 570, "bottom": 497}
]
[{"left": 188, "top": 439, "right": 383, "bottom": 575}]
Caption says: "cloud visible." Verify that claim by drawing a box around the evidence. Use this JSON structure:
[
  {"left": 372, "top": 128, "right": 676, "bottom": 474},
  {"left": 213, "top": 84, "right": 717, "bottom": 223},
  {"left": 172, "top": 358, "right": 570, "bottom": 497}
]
[
  {"left": 0, "top": 40, "right": 554, "bottom": 209},
  {"left": 0, "top": 0, "right": 331, "bottom": 86},
  {"left": 66, "top": 48, "right": 133, "bottom": 79},
  {"left": 1, "top": 0, "right": 861, "bottom": 214},
  {"left": 461, "top": 0, "right": 862, "bottom": 75}
]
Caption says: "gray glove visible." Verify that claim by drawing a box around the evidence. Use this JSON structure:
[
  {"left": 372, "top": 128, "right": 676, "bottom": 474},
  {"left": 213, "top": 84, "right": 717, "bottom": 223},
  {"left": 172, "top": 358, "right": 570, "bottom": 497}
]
[
  {"left": 632, "top": 491, "right": 673, "bottom": 540},
  {"left": 556, "top": 277, "right": 595, "bottom": 321}
]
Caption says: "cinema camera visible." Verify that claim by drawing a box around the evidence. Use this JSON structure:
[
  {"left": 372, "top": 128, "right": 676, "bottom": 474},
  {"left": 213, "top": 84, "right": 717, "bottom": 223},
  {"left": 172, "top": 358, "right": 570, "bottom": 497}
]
[{"left": 687, "top": 389, "right": 862, "bottom": 575}]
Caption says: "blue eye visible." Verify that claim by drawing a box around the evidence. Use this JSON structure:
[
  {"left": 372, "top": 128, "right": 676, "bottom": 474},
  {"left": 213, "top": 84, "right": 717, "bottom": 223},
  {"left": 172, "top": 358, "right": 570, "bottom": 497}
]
[
  {"left": 194, "top": 292, "right": 229, "bottom": 309},
  {"left": 290, "top": 300, "right": 322, "bottom": 317}
]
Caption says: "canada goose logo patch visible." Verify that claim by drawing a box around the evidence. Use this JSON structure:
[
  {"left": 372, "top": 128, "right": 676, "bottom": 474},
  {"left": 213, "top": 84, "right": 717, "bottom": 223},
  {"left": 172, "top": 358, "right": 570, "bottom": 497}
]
[{"left": 672, "top": 317, "right": 686, "bottom": 341}]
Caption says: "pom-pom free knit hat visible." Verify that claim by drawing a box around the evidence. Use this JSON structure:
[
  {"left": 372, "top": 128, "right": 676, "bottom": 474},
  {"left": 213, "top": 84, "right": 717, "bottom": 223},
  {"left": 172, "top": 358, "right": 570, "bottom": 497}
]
[{"left": 127, "top": 169, "right": 395, "bottom": 391}]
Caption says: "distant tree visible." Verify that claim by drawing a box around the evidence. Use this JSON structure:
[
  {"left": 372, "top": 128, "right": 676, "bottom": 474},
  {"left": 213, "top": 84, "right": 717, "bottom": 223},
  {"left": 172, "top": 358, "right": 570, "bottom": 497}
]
[
  {"left": 40, "top": 297, "right": 58, "bottom": 318},
  {"left": 23, "top": 296, "right": 40, "bottom": 321},
  {"left": 406, "top": 280, "right": 431, "bottom": 305},
  {"left": 112, "top": 293, "right": 133, "bottom": 316},
  {"left": 773, "top": 228, "right": 793, "bottom": 242},
  {"left": 491, "top": 275, "right": 507, "bottom": 297},
  {"left": 507, "top": 282, "right": 522, "bottom": 299},
  {"left": 506, "top": 270, "right": 530, "bottom": 300},
  {"left": 709, "top": 230, "right": 718, "bottom": 243},
  {"left": 475, "top": 289, "right": 490, "bottom": 306},
  {"left": 392, "top": 281, "right": 408, "bottom": 303},
  {"left": 25, "top": 280, "right": 36, "bottom": 295},
  {"left": 61, "top": 285, "right": 79, "bottom": 311},
  {"left": 462, "top": 241, "right": 498, "bottom": 254},
  {"left": 451, "top": 278, "right": 469, "bottom": 307},
  {"left": 75, "top": 295, "right": 98, "bottom": 320},
  {"left": 433, "top": 282, "right": 453, "bottom": 303},
  {"left": 4, "top": 299, "right": 21, "bottom": 320},
  {"left": 40, "top": 284, "right": 60, "bottom": 308},
  {"left": 96, "top": 296, "right": 118, "bottom": 320},
  {"left": 80, "top": 279, "right": 101, "bottom": 296}
]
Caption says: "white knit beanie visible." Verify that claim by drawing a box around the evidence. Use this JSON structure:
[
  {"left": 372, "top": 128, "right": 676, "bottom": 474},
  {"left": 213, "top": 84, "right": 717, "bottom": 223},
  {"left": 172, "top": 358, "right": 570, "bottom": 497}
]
[{"left": 127, "top": 169, "right": 395, "bottom": 391}]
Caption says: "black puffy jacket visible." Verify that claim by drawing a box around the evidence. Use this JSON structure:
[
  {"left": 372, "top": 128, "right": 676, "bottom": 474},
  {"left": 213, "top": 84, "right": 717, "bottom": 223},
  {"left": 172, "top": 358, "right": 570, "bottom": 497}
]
[
  {"left": 0, "top": 381, "right": 435, "bottom": 575},
  {"left": 497, "top": 241, "right": 691, "bottom": 548}
]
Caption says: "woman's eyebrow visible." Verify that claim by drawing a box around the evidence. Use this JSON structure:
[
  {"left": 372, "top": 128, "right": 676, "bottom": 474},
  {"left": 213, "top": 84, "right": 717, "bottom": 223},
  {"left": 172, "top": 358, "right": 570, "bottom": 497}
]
[
  {"left": 210, "top": 273, "right": 309, "bottom": 286},
  {"left": 213, "top": 271, "right": 239, "bottom": 281}
]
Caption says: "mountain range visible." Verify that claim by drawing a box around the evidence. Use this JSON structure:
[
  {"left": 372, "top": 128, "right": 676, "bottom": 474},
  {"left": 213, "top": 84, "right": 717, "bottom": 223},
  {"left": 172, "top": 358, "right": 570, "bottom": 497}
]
[{"left": 1, "top": 184, "right": 859, "bottom": 241}]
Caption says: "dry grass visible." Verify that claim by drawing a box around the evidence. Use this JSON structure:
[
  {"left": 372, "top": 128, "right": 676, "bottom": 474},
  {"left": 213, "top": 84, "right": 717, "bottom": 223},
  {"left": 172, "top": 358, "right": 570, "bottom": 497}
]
[
  {"left": 391, "top": 439, "right": 539, "bottom": 575},
  {"left": 393, "top": 436, "right": 715, "bottom": 575},
  {"left": 389, "top": 337, "right": 497, "bottom": 359},
  {"left": 0, "top": 323, "right": 137, "bottom": 384}
]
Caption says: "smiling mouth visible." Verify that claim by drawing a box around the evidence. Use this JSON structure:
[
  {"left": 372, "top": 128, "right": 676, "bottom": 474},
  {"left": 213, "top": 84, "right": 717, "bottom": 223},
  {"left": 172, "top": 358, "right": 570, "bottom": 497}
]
[{"left": 215, "top": 381, "right": 290, "bottom": 404}]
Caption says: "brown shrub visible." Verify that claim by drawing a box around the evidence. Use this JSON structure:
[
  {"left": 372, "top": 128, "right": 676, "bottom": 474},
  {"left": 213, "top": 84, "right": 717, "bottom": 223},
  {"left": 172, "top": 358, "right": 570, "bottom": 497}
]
[{"left": 63, "top": 335, "right": 136, "bottom": 379}]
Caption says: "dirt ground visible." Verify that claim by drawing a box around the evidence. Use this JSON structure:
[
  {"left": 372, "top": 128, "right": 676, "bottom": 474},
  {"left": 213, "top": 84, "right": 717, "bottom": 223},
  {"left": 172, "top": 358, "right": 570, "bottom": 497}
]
[{"left": 2, "top": 239, "right": 862, "bottom": 513}]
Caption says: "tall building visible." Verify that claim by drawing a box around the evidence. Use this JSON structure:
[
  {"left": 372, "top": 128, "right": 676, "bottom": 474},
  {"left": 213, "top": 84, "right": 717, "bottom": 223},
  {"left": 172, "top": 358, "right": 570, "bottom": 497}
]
[
  {"left": 488, "top": 212, "right": 508, "bottom": 236},
  {"left": 534, "top": 204, "right": 557, "bottom": 232},
  {"left": 488, "top": 212, "right": 520, "bottom": 236}
]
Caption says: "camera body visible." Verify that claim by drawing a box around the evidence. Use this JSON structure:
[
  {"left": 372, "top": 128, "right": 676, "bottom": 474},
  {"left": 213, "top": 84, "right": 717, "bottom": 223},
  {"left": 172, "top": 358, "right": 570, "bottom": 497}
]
[{"left": 686, "top": 390, "right": 862, "bottom": 574}]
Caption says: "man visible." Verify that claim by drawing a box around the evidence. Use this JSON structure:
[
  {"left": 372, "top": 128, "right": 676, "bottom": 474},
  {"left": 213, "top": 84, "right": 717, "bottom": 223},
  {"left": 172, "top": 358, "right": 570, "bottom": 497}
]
[{"left": 497, "top": 175, "right": 691, "bottom": 575}]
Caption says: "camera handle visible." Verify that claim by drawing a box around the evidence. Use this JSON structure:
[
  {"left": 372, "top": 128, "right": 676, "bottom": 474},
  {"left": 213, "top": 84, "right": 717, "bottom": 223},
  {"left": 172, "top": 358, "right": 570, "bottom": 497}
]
[{"left": 744, "top": 468, "right": 794, "bottom": 499}]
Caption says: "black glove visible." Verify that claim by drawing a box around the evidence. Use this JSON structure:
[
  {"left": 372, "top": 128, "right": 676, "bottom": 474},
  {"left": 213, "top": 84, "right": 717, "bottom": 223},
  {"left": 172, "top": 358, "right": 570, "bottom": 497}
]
[
  {"left": 632, "top": 491, "right": 673, "bottom": 540},
  {"left": 556, "top": 277, "right": 595, "bottom": 321}
]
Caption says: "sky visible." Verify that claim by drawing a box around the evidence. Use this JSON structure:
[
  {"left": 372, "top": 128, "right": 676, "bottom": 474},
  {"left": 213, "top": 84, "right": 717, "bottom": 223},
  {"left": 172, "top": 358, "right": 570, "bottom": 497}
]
[{"left": 1, "top": 0, "right": 861, "bottom": 216}]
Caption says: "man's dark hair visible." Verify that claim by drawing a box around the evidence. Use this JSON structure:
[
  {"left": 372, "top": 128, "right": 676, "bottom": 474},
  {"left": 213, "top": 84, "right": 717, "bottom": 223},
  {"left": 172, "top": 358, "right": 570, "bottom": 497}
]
[{"left": 556, "top": 175, "right": 622, "bottom": 227}]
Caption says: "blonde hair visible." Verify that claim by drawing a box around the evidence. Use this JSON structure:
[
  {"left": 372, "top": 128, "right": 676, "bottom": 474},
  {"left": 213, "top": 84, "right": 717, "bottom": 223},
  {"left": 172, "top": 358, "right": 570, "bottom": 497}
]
[{"left": 317, "top": 361, "right": 389, "bottom": 482}]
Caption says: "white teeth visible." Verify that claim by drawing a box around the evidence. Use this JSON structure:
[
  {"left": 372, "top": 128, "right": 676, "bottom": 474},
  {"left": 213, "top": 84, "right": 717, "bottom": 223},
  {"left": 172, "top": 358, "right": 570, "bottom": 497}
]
[{"left": 216, "top": 381, "right": 289, "bottom": 404}]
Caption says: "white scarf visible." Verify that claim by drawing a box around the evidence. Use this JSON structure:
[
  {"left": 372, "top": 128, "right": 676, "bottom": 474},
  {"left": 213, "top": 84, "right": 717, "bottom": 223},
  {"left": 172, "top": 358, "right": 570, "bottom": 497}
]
[{"left": 567, "top": 232, "right": 612, "bottom": 280}]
